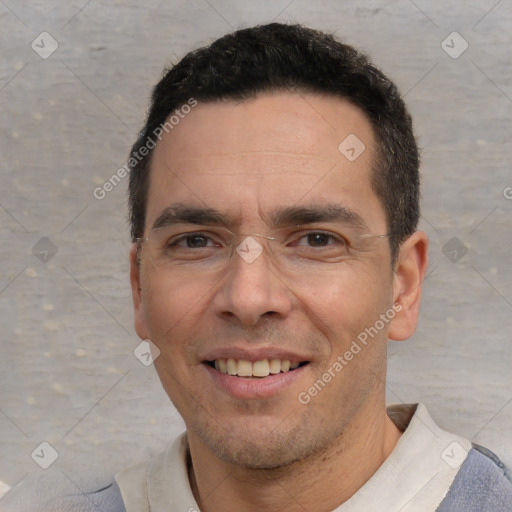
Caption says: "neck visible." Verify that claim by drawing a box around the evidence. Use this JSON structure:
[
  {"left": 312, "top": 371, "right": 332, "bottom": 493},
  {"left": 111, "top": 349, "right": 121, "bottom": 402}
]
[{"left": 187, "top": 399, "right": 402, "bottom": 512}]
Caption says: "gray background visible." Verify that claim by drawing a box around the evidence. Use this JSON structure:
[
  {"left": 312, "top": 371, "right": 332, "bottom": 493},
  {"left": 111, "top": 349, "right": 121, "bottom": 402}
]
[{"left": 1, "top": 0, "right": 511, "bottom": 504}]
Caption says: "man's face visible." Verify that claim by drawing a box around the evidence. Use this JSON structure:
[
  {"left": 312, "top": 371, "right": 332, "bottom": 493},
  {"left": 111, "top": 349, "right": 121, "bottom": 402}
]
[{"left": 132, "top": 92, "right": 399, "bottom": 468}]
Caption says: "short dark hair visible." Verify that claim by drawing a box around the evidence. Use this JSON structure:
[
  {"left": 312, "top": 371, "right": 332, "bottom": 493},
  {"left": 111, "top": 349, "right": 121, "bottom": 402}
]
[{"left": 128, "top": 22, "right": 420, "bottom": 263}]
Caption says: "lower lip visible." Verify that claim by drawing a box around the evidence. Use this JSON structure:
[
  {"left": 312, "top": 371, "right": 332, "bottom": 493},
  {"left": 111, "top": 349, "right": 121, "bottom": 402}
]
[{"left": 202, "top": 363, "right": 308, "bottom": 399}]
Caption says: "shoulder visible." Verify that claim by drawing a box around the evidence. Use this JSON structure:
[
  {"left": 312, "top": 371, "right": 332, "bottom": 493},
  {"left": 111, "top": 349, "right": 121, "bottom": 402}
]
[
  {"left": 59, "top": 481, "right": 126, "bottom": 511},
  {"left": 0, "top": 476, "right": 126, "bottom": 512},
  {"left": 65, "top": 481, "right": 126, "bottom": 511},
  {"left": 436, "top": 443, "right": 512, "bottom": 512}
]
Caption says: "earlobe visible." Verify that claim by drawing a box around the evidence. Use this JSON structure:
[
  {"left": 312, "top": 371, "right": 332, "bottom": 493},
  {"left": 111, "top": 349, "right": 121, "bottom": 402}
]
[
  {"left": 130, "top": 243, "right": 149, "bottom": 340},
  {"left": 388, "top": 231, "right": 429, "bottom": 342}
]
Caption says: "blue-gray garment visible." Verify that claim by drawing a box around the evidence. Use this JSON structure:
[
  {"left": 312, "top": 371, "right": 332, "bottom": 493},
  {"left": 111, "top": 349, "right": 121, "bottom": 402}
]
[
  {"left": 0, "top": 479, "right": 126, "bottom": 512},
  {"left": 436, "top": 444, "right": 512, "bottom": 511},
  {"left": 62, "top": 444, "right": 512, "bottom": 511},
  {"left": 50, "top": 480, "right": 127, "bottom": 512}
]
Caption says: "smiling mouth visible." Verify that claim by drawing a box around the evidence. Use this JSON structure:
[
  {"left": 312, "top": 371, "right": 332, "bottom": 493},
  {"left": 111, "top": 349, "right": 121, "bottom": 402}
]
[{"left": 204, "top": 358, "right": 310, "bottom": 378}]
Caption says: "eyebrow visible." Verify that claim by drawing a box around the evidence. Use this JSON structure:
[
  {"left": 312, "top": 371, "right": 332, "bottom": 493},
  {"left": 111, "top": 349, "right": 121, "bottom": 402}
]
[
  {"left": 151, "top": 203, "right": 369, "bottom": 232},
  {"left": 152, "top": 204, "right": 231, "bottom": 231},
  {"left": 270, "top": 204, "right": 369, "bottom": 232}
]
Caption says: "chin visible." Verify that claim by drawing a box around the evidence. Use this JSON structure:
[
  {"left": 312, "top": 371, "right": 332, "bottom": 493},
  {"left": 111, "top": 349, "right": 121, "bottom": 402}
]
[
  {"left": 191, "top": 415, "right": 334, "bottom": 470},
  {"left": 211, "top": 437, "right": 306, "bottom": 469}
]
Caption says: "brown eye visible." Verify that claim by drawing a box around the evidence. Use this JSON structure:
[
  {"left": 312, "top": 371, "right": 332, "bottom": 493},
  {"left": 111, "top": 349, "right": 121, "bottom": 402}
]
[
  {"left": 306, "top": 233, "right": 332, "bottom": 246},
  {"left": 171, "top": 233, "right": 215, "bottom": 249},
  {"left": 293, "top": 232, "right": 344, "bottom": 248},
  {"left": 185, "top": 235, "right": 209, "bottom": 248}
]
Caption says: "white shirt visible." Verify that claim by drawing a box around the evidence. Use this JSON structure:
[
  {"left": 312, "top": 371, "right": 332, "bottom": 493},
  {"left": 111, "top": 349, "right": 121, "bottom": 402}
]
[{"left": 115, "top": 403, "right": 471, "bottom": 512}]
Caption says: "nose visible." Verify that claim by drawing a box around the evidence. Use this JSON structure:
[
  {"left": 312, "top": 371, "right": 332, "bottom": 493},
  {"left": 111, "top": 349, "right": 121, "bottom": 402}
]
[{"left": 211, "top": 242, "right": 293, "bottom": 327}]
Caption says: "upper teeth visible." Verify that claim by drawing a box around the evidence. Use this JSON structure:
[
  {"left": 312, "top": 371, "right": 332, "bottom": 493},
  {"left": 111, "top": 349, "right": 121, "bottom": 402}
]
[{"left": 214, "top": 358, "right": 301, "bottom": 377}]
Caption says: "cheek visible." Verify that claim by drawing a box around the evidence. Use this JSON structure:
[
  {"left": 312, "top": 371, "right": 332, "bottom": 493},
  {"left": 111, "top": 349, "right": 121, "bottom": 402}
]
[
  {"left": 295, "top": 265, "right": 391, "bottom": 354},
  {"left": 141, "top": 271, "right": 208, "bottom": 344},
  {"left": 142, "top": 275, "right": 207, "bottom": 407},
  {"left": 296, "top": 263, "right": 385, "bottom": 319}
]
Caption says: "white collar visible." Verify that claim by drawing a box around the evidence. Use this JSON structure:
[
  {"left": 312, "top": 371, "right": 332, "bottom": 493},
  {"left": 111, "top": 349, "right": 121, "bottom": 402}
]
[{"left": 116, "top": 403, "right": 471, "bottom": 512}]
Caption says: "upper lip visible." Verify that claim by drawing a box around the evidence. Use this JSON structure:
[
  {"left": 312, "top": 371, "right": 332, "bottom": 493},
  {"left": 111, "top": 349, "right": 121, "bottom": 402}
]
[{"left": 201, "top": 346, "right": 311, "bottom": 363}]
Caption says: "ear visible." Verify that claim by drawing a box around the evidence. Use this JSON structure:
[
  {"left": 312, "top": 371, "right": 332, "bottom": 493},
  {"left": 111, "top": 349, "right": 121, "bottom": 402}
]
[
  {"left": 388, "top": 231, "right": 428, "bottom": 341},
  {"left": 130, "top": 243, "right": 150, "bottom": 340}
]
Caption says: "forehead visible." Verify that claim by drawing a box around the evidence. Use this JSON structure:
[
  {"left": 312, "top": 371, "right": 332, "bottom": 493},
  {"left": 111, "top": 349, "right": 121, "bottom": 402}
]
[{"left": 146, "top": 91, "right": 385, "bottom": 232}]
